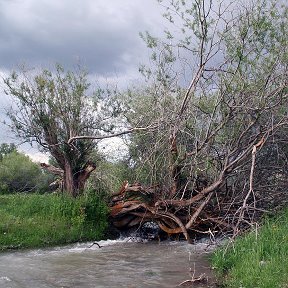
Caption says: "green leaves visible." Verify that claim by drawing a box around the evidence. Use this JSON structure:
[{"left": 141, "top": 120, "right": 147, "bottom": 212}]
[
  {"left": 139, "top": 31, "right": 158, "bottom": 49},
  {"left": 0, "top": 149, "right": 50, "bottom": 194}
]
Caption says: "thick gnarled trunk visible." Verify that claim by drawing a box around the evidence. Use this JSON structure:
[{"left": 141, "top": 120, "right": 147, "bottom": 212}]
[{"left": 41, "top": 161, "right": 96, "bottom": 197}]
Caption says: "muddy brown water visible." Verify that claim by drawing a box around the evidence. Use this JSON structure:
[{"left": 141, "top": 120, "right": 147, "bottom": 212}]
[{"left": 0, "top": 239, "right": 216, "bottom": 288}]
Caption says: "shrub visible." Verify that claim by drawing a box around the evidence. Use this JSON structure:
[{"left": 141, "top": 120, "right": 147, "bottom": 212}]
[{"left": 0, "top": 150, "right": 51, "bottom": 194}]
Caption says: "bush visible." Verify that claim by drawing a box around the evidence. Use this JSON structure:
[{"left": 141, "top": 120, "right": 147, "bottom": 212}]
[{"left": 0, "top": 150, "right": 51, "bottom": 194}]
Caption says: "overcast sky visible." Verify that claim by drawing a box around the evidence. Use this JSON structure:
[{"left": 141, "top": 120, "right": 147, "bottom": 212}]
[
  {"left": 0, "top": 0, "right": 165, "bottom": 161},
  {"left": 0, "top": 0, "right": 163, "bottom": 75}
]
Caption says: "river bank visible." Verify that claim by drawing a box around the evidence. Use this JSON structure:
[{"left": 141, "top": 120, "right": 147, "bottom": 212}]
[
  {"left": 0, "top": 193, "right": 108, "bottom": 251},
  {"left": 212, "top": 207, "right": 288, "bottom": 288},
  {"left": 1, "top": 193, "right": 287, "bottom": 287}
]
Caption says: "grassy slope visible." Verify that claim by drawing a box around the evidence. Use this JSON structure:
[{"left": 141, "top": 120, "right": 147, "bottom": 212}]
[
  {"left": 212, "top": 208, "right": 288, "bottom": 288},
  {"left": 0, "top": 193, "right": 108, "bottom": 251}
]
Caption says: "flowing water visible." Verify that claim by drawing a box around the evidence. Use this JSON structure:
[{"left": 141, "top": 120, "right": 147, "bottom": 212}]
[{"left": 0, "top": 239, "right": 216, "bottom": 288}]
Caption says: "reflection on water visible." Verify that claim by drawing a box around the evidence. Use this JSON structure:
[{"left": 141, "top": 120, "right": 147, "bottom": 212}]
[{"left": 0, "top": 239, "right": 216, "bottom": 288}]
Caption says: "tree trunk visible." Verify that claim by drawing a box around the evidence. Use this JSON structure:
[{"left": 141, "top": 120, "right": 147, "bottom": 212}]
[
  {"left": 63, "top": 161, "right": 96, "bottom": 197},
  {"left": 41, "top": 161, "right": 96, "bottom": 197},
  {"left": 75, "top": 161, "right": 97, "bottom": 193},
  {"left": 63, "top": 161, "right": 76, "bottom": 197}
]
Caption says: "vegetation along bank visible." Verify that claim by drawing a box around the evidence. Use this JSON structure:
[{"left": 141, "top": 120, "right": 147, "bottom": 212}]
[
  {"left": 0, "top": 192, "right": 108, "bottom": 251},
  {"left": 212, "top": 208, "right": 288, "bottom": 288}
]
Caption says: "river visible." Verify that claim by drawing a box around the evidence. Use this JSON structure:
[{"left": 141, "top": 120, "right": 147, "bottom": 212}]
[{"left": 0, "top": 238, "right": 216, "bottom": 288}]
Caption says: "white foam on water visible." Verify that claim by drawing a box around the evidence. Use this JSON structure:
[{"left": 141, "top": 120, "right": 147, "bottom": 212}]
[
  {"left": 0, "top": 276, "right": 12, "bottom": 282},
  {"left": 25, "top": 237, "right": 219, "bottom": 257},
  {"left": 67, "top": 236, "right": 146, "bottom": 252},
  {"left": 65, "top": 237, "right": 220, "bottom": 254},
  {"left": 96, "top": 236, "right": 146, "bottom": 246},
  {"left": 23, "top": 238, "right": 135, "bottom": 256}
]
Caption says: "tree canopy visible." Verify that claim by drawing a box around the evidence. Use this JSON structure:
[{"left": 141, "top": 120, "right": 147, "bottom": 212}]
[
  {"left": 0, "top": 143, "right": 16, "bottom": 161},
  {"left": 4, "top": 64, "right": 116, "bottom": 196}
]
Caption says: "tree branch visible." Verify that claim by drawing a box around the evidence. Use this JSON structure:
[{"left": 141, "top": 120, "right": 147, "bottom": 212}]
[{"left": 67, "top": 124, "right": 157, "bottom": 145}]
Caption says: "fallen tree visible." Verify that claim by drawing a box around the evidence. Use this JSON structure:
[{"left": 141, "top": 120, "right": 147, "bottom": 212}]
[
  {"left": 110, "top": 0, "right": 288, "bottom": 241},
  {"left": 110, "top": 130, "right": 287, "bottom": 241}
]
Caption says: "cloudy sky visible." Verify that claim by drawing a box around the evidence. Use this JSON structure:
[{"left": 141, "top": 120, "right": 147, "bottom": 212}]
[{"left": 0, "top": 0, "right": 165, "bottom": 161}]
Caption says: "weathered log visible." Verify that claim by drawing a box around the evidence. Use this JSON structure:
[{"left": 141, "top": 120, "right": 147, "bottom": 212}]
[
  {"left": 126, "top": 217, "right": 143, "bottom": 227},
  {"left": 109, "top": 180, "right": 235, "bottom": 242},
  {"left": 157, "top": 221, "right": 182, "bottom": 234},
  {"left": 110, "top": 201, "right": 144, "bottom": 217},
  {"left": 125, "top": 185, "right": 143, "bottom": 192}
]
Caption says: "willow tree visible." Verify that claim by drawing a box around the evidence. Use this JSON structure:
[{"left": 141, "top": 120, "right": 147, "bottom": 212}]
[{"left": 3, "top": 64, "right": 117, "bottom": 197}]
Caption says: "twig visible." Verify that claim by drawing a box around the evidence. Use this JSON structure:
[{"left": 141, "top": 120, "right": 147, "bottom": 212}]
[
  {"left": 178, "top": 273, "right": 207, "bottom": 286},
  {"left": 88, "top": 242, "right": 102, "bottom": 249}
]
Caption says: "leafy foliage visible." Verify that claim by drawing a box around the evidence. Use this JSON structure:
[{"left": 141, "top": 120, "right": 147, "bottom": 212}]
[
  {"left": 4, "top": 64, "right": 98, "bottom": 167},
  {"left": 123, "top": 0, "right": 288, "bottom": 205},
  {"left": 0, "top": 149, "right": 51, "bottom": 194}
]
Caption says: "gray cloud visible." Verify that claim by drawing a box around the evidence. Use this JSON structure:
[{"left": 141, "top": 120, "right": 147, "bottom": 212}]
[{"left": 0, "top": 0, "right": 163, "bottom": 75}]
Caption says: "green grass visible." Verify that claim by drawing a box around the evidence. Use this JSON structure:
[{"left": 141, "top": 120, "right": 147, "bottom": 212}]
[
  {"left": 0, "top": 191, "right": 108, "bottom": 251},
  {"left": 211, "top": 208, "right": 288, "bottom": 288}
]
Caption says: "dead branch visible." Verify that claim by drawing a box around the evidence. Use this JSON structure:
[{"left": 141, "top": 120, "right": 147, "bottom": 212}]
[
  {"left": 155, "top": 173, "right": 224, "bottom": 208},
  {"left": 40, "top": 163, "right": 64, "bottom": 176},
  {"left": 67, "top": 124, "right": 157, "bottom": 145},
  {"left": 185, "top": 192, "right": 214, "bottom": 229},
  {"left": 88, "top": 242, "right": 102, "bottom": 249},
  {"left": 233, "top": 138, "right": 263, "bottom": 236},
  {"left": 178, "top": 273, "right": 207, "bottom": 286}
]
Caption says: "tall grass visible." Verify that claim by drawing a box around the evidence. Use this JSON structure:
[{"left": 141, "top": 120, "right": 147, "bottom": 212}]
[
  {"left": 212, "top": 208, "right": 288, "bottom": 288},
  {"left": 0, "top": 190, "right": 108, "bottom": 251}
]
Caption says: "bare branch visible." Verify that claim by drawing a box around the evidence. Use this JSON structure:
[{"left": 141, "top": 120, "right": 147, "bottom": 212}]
[{"left": 67, "top": 124, "right": 157, "bottom": 145}]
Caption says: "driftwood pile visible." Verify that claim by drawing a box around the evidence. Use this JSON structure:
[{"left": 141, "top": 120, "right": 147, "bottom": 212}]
[{"left": 109, "top": 180, "right": 235, "bottom": 243}]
